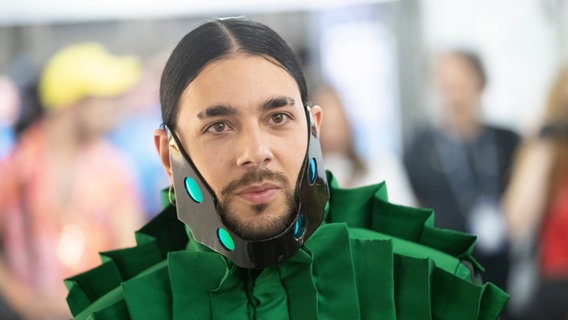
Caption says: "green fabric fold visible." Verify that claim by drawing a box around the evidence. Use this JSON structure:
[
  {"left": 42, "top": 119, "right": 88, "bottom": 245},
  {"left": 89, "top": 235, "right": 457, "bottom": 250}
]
[
  {"left": 305, "top": 223, "right": 361, "bottom": 319},
  {"left": 277, "top": 247, "right": 317, "bottom": 319},
  {"left": 65, "top": 173, "right": 508, "bottom": 319}
]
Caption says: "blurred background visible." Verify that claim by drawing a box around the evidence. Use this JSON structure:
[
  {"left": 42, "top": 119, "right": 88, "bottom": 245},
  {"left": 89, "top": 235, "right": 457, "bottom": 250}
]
[{"left": 1, "top": 0, "right": 568, "bottom": 319}]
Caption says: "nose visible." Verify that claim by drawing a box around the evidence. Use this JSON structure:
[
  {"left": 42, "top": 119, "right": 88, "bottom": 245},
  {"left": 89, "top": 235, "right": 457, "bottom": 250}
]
[{"left": 236, "top": 126, "right": 273, "bottom": 167}]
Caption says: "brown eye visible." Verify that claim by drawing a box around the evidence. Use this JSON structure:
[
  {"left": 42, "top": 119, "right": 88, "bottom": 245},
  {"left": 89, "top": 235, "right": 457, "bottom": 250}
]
[
  {"left": 269, "top": 113, "right": 291, "bottom": 126},
  {"left": 272, "top": 113, "right": 284, "bottom": 124},
  {"left": 207, "top": 122, "right": 227, "bottom": 133}
]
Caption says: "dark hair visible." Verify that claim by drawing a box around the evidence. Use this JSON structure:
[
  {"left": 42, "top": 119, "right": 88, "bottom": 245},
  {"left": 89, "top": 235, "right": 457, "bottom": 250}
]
[
  {"left": 448, "top": 49, "right": 487, "bottom": 89},
  {"left": 160, "top": 18, "right": 308, "bottom": 129}
]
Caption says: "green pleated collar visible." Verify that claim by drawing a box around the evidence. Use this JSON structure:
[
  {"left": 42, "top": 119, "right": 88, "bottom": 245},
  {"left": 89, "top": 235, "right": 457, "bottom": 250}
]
[{"left": 65, "top": 172, "right": 508, "bottom": 319}]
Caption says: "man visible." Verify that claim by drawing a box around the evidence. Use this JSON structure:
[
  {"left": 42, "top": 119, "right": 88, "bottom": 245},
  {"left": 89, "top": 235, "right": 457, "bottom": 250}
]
[
  {"left": 66, "top": 19, "right": 508, "bottom": 319},
  {"left": 0, "top": 42, "right": 144, "bottom": 319},
  {"left": 403, "top": 50, "right": 519, "bottom": 295}
]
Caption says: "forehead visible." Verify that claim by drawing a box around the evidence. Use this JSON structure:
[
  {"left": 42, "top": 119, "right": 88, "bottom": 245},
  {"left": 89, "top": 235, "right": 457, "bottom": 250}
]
[
  {"left": 436, "top": 54, "right": 478, "bottom": 79},
  {"left": 179, "top": 54, "right": 302, "bottom": 114}
]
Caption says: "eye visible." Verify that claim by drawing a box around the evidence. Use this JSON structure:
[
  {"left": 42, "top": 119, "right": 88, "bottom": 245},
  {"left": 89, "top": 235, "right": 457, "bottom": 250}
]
[
  {"left": 268, "top": 113, "right": 290, "bottom": 125},
  {"left": 206, "top": 122, "right": 228, "bottom": 134}
]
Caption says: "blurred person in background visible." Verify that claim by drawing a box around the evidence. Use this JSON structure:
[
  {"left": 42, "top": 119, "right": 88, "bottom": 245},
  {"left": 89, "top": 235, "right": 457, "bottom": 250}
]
[
  {"left": 313, "top": 83, "right": 369, "bottom": 187},
  {"left": 313, "top": 83, "right": 415, "bottom": 205},
  {"left": 503, "top": 62, "right": 568, "bottom": 320},
  {"left": 0, "top": 75, "right": 23, "bottom": 320},
  {"left": 108, "top": 53, "right": 170, "bottom": 219},
  {"left": 0, "top": 42, "right": 145, "bottom": 319},
  {"left": 0, "top": 76, "right": 20, "bottom": 160},
  {"left": 403, "top": 49, "right": 520, "bottom": 301}
]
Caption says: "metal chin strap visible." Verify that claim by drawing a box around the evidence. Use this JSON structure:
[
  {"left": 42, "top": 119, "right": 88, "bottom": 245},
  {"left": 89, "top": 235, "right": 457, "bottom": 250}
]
[{"left": 167, "top": 105, "right": 329, "bottom": 269}]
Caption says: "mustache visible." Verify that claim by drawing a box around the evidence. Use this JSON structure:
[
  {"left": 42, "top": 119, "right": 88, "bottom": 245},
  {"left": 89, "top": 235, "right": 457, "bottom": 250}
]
[{"left": 221, "top": 168, "right": 289, "bottom": 196}]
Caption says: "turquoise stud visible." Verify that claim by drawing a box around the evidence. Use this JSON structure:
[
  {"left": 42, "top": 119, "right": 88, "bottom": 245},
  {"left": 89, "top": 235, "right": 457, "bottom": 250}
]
[
  {"left": 217, "top": 228, "right": 235, "bottom": 251},
  {"left": 293, "top": 213, "right": 306, "bottom": 239},
  {"left": 184, "top": 177, "right": 203, "bottom": 203},
  {"left": 308, "top": 158, "right": 317, "bottom": 185}
]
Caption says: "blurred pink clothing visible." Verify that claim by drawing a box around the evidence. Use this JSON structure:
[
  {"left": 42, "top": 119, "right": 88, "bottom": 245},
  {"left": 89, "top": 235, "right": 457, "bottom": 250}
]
[{"left": 0, "top": 122, "right": 144, "bottom": 295}]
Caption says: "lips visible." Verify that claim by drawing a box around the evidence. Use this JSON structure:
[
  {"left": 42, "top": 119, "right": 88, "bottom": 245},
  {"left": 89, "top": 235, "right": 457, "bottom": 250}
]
[{"left": 235, "top": 183, "right": 280, "bottom": 205}]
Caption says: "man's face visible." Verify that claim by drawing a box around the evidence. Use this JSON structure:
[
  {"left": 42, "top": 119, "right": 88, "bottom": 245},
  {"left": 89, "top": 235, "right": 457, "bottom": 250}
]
[
  {"left": 175, "top": 54, "right": 308, "bottom": 240},
  {"left": 434, "top": 54, "right": 483, "bottom": 125}
]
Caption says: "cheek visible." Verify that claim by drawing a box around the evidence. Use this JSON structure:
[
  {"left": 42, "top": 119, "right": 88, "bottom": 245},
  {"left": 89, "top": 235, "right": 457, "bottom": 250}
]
[
  {"left": 279, "top": 134, "right": 308, "bottom": 183},
  {"left": 190, "top": 145, "right": 230, "bottom": 192}
]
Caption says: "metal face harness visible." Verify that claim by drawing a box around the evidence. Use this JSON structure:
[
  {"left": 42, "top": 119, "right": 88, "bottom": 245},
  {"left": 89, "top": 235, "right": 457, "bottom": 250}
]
[{"left": 167, "top": 105, "right": 330, "bottom": 269}]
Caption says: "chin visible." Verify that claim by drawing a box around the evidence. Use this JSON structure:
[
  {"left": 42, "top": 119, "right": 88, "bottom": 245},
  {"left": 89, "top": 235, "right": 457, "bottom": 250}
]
[
  {"left": 224, "top": 204, "right": 294, "bottom": 240},
  {"left": 218, "top": 187, "right": 298, "bottom": 240}
]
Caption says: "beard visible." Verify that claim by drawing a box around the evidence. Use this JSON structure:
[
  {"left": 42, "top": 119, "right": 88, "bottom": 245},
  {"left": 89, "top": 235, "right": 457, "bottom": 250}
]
[{"left": 216, "top": 167, "right": 299, "bottom": 240}]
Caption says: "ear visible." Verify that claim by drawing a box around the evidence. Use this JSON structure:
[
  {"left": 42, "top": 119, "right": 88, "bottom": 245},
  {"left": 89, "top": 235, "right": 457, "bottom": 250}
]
[
  {"left": 154, "top": 128, "right": 174, "bottom": 184},
  {"left": 310, "top": 105, "right": 323, "bottom": 136}
]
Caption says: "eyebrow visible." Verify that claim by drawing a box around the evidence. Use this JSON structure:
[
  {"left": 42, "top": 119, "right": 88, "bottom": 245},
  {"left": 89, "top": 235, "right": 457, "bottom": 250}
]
[
  {"left": 197, "top": 104, "right": 237, "bottom": 119},
  {"left": 260, "top": 96, "right": 296, "bottom": 111},
  {"left": 196, "top": 96, "right": 296, "bottom": 120}
]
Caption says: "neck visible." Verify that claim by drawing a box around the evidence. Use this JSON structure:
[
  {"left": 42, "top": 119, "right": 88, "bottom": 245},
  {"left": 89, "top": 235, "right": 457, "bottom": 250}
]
[
  {"left": 450, "top": 120, "right": 481, "bottom": 143},
  {"left": 46, "top": 111, "right": 80, "bottom": 152}
]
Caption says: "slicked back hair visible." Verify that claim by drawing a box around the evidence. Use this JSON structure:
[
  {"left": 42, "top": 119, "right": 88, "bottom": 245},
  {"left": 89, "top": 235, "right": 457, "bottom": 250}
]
[{"left": 160, "top": 18, "right": 308, "bottom": 130}]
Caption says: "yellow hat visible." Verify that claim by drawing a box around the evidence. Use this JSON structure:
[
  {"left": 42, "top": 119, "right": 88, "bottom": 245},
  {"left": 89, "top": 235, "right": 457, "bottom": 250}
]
[{"left": 39, "top": 42, "right": 141, "bottom": 111}]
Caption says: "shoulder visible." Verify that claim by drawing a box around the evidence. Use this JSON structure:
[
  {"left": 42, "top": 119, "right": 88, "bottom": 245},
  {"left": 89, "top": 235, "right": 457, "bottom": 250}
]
[
  {"left": 325, "top": 176, "right": 475, "bottom": 268},
  {"left": 405, "top": 126, "right": 436, "bottom": 150},
  {"left": 65, "top": 205, "right": 188, "bottom": 319},
  {"left": 486, "top": 125, "right": 520, "bottom": 144},
  {"left": 403, "top": 126, "right": 438, "bottom": 168},
  {"left": 325, "top": 177, "right": 509, "bottom": 318}
]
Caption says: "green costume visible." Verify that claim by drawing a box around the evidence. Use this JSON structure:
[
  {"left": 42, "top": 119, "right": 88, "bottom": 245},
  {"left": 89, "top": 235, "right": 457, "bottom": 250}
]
[{"left": 65, "top": 174, "right": 508, "bottom": 319}]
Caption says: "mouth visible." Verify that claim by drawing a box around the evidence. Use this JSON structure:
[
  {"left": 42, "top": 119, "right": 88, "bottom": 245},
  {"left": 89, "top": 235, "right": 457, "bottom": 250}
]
[{"left": 235, "top": 182, "right": 281, "bottom": 205}]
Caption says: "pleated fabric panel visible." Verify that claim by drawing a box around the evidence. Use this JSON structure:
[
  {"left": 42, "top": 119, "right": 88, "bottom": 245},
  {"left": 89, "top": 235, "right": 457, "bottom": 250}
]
[{"left": 65, "top": 173, "right": 508, "bottom": 319}]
